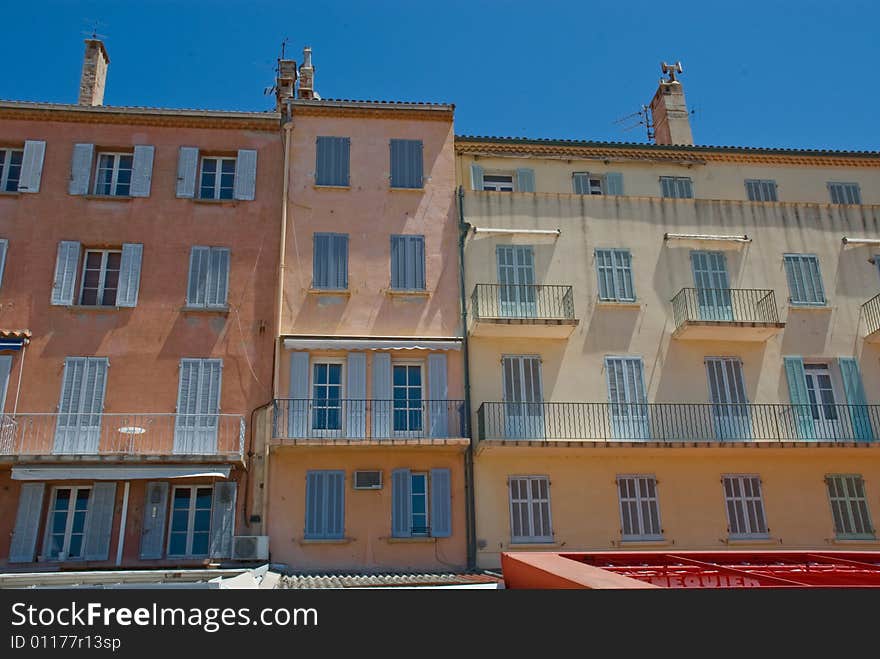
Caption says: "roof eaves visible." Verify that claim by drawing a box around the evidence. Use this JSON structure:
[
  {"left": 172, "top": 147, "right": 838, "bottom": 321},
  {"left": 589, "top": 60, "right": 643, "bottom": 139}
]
[
  {"left": 291, "top": 98, "right": 454, "bottom": 112},
  {"left": 0, "top": 100, "right": 280, "bottom": 121}
]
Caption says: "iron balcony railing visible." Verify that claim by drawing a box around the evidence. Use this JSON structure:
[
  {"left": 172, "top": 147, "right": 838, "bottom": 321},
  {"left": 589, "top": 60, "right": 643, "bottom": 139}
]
[
  {"left": 477, "top": 401, "right": 880, "bottom": 443},
  {"left": 471, "top": 284, "right": 575, "bottom": 320},
  {"left": 0, "top": 413, "right": 245, "bottom": 458},
  {"left": 863, "top": 293, "right": 880, "bottom": 336},
  {"left": 272, "top": 399, "right": 467, "bottom": 440},
  {"left": 671, "top": 288, "right": 780, "bottom": 329}
]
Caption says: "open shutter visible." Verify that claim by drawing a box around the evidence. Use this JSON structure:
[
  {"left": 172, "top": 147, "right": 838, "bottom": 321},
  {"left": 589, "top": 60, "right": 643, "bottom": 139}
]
[
  {"left": 209, "top": 481, "right": 237, "bottom": 558},
  {"left": 428, "top": 353, "right": 448, "bottom": 438},
  {"left": 186, "top": 246, "right": 210, "bottom": 306},
  {"left": 139, "top": 481, "right": 169, "bottom": 559},
  {"left": 516, "top": 168, "right": 535, "bottom": 192},
  {"left": 783, "top": 356, "right": 815, "bottom": 440},
  {"left": 288, "top": 352, "right": 310, "bottom": 437},
  {"left": 573, "top": 173, "right": 590, "bottom": 195},
  {"left": 345, "top": 352, "right": 367, "bottom": 439},
  {"left": 68, "top": 143, "right": 94, "bottom": 195},
  {"left": 430, "top": 468, "right": 452, "bottom": 538},
  {"left": 0, "top": 355, "right": 12, "bottom": 412},
  {"left": 82, "top": 482, "right": 116, "bottom": 561},
  {"left": 206, "top": 247, "right": 230, "bottom": 307},
  {"left": 605, "top": 173, "right": 624, "bottom": 196},
  {"left": 0, "top": 238, "right": 8, "bottom": 289},
  {"left": 9, "top": 482, "right": 45, "bottom": 563},
  {"left": 839, "top": 357, "right": 874, "bottom": 441},
  {"left": 130, "top": 145, "right": 155, "bottom": 197},
  {"left": 371, "top": 353, "right": 392, "bottom": 438},
  {"left": 391, "top": 469, "right": 412, "bottom": 537},
  {"left": 233, "top": 149, "right": 257, "bottom": 201},
  {"left": 18, "top": 140, "right": 46, "bottom": 193},
  {"left": 51, "top": 240, "right": 81, "bottom": 305},
  {"left": 116, "top": 243, "right": 143, "bottom": 307},
  {"left": 176, "top": 147, "right": 199, "bottom": 198},
  {"left": 470, "top": 163, "right": 484, "bottom": 191}
]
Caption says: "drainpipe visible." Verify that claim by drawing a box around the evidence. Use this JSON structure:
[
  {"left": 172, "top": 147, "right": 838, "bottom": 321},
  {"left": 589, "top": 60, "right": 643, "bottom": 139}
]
[{"left": 457, "top": 184, "right": 476, "bottom": 570}]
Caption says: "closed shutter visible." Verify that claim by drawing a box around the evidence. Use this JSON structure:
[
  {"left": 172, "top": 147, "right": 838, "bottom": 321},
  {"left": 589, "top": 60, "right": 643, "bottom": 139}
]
[
  {"left": 660, "top": 177, "right": 674, "bottom": 198},
  {"left": 839, "top": 357, "right": 874, "bottom": 441},
  {"left": 332, "top": 234, "right": 348, "bottom": 289},
  {"left": 116, "top": 243, "right": 143, "bottom": 307},
  {"left": 0, "top": 238, "right": 8, "bottom": 290},
  {"left": 176, "top": 147, "right": 199, "bottom": 198},
  {"left": 68, "top": 143, "right": 94, "bottom": 195},
  {"left": 573, "top": 172, "right": 590, "bottom": 195},
  {"left": 288, "top": 352, "right": 310, "bottom": 437},
  {"left": 391, "top": 468, "right": 412, "bottom": 537},
  {"left": 233, "top": 149, "right": 257, "bottom": 200},
  {"left": 595, "top": 249, "right": 634, "bottom": 301},
  {"left": 390, "top": 139, "right": 423, "bottom": 189},
  {"left": 312, "top": 234, "right": 330, "bottom": 288},
  {"left": 784, "top": 254, "right": 825, "bottom": 305},
  {"left": 9, "top": 482, "right": 45, "bottom": 563},
  {"left": 345, "top": 352, "right": 367, "bottom": 439},
  {"left": 186, "top": 246, "right": 210, "bottom": 306},
  {"left": 0, "top": 355, "right": 12, "bottom": 412},
  {"left": 54, "top": 357, "right": 108, "bottom": 454},
  {"left": 173, "top": 358, "right": 222, "bottom": 454},
  {"left": 139, "top": 481, "right": 169, "bottom": 559},
  {"left": 209, "top": 481, "right": 237, "bottom": 558},
  {"left": 470, "top": 163, "right": 484, "bottom": 191},
  {"left": 783, "top": 356, "right": 815, "bottom": 440},
  {"left": 371, "top": 353, "right": 392, "bottom": 438},
  {"left": 605, "top": 172, "right": 624, "bottom": 196},
  {"left": 516, "top": 168, "right": 535, "bottom": 192},
  {"left": 428, "top": 353, "right": 448, "bottom": 438},
  {"left": 390, "top": 235, "right": 425, "bottom": 290},
  {"left": 51, "top": 240, "right": 81, "bottom": 305},
  {"left": 130, "top": 145, "right": 155, "bottom": 197},
  {"left": 313, "top": 233, "right": 348, "bottom": 289},
  {"left": 429, "top": 468, "right": 452, "bottom": 538},
  {"left": 206, "top": 247, "right": 230, "bottom": 307},
  {"left": 82, "top": 482, "right": 116, "bottom": 561},
  {"left": 18, "top": 139, "right": 46, "bottom": 193},
  {"left": 305, "top": 471, "right": 344, "bottom": 539},
  {"left": 315, "top": 137, "right": 350, "bottom": 186}
]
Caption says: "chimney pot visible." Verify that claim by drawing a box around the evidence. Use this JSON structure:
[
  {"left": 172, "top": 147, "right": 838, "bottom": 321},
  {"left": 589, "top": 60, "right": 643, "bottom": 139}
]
[
  {"left": 297, "top": 46, "right": 316, "bottom": 100},
  {"left": 78, "top": 39, "right": 110, "bottom": 106}
]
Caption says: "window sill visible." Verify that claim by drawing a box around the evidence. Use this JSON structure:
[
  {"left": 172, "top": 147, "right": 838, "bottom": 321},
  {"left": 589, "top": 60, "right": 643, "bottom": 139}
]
[
  {"left": 389, "top": 186, "right": 425, "bottom": 192},
  {"left": 180, "top": 305, "right": 230, "bottom": 314},
  {"left": 385, "top": 536, "right": 436, "bottom": 544},
  {"left": 0, "top": 191, "right": 21, "bottom": 197},
  {"left": 617, "top": 537, "right": 669, "bottom": 547},
  {"left": 192, "top": 198, "right": 239, "bottom": 205},
  {"left": 313, "top": 184, "right": 351, "bottom": 191},
  {"left": 830, "top": 536, "right": 877, "bottom": 544},
  {"left": 788, "top": 303, "right": 831, "bottom": 311},
  {"left": 508, "top": 540, "right": 560, "bottom": 548},
  {"left": 723, "top": 535, "right": 776, "bottom": 545},
  {"left": 307, "top": 288, "right": 351, "bottom": 297},
  {"left": 298, "top": 537, "right": 354, "bottom": 545},
  {"left": 595, "top": 299, "right": 640, "bottom": 309},
  {"left": 386, "top": 289, "right": 430, "bottom": 298},
  {"left": 65, "top": 305, "right": 126, "bottom": 313},
  {"left": 82, "top": 194, "right": 134, "bottom": 201}
]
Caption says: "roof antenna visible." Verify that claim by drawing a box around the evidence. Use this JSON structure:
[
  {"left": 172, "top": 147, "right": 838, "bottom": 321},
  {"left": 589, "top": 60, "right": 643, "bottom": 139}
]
[
  {"left": 613, "top": 105, "right": 654, "bottom": 142},
  {"left": 81, "top": 18, "right": 108, "bottom": 40},
  {"left": 264, "top": 37, "right": 290, "bottom": 96}
]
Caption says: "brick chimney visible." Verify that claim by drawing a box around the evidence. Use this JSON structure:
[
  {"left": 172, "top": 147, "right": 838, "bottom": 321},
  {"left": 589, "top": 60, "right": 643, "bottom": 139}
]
[
  {"left": 275, "top": 58, "right": 297, "bottom": 112},
  {"left": 78, "top": 39, "right": 110, "bottom": 106},
  {"left": 649, "top": 62, "right": 693, "bottom": 146},
  {"left": 297, "top": 47, "right": 316, "bottom": 100}
]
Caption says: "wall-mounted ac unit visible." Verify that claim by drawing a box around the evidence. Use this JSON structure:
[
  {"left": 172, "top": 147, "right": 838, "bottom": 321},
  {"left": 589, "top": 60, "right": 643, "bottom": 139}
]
[
  {"left": 232, "top": 535, "right": 269, "bottom": 561},
  {"left": 353, "top": 470, "right": 383, "bottom": 490}
]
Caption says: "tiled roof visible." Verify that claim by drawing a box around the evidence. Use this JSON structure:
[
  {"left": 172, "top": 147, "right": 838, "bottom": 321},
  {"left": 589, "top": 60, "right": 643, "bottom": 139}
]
[
  {"left": 0, "top": 329, "right": 31, "bottom": 340},
  {"left": 292, "top": 98, "right": 454, "bottom": 111},
  {"left": 279, "top": 572, "right": 501, "bottom": 589},
  {"left": 0, "top": 99, "right": 279, "bottom": 120}
]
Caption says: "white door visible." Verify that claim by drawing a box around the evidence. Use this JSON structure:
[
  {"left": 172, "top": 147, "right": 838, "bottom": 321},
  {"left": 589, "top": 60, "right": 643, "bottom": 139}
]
[
  {"left": 691, "top": 251, "right": 733, "bottom": 321},
  {"left": 706, "top": 357, "right": 751, "bottom": 440},
  {"left": 804, "top": 364, "right": 842, "bottom": 440},
  {"left": 605, "top": 357, "right": 650, "bottom": 440},
  {"left": 174, "top": 359, "right": 221, "bottom": 454},
  {"left": 502, "top": 356, "right": 544, "bottom": 438},
  {"left": 53, "top": 357, "right": 107, "bottom": 454},
  {"left": 497, "top": 246, "right": 536, "bottom": 317}
]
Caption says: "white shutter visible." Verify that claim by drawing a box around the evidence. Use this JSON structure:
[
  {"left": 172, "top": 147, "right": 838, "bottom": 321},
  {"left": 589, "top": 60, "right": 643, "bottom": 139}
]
[
  {"left": 116, "top": 243, "right": 143, "bottom": 307},
  {"left": 345, "top": 352, "right": 367, "bottom": 439},
  {"left": 68, "top": 143, "right": 94, "bottom": 195},
  {"left": 233, "top": 149, "right": 257, "bottom": 200},
  {"left": 605, "top": 173, "right": 624, "bottom": 196},
  {"left": 9, "top": 482, "right": 45, "bottom": 562},
  {"left": 176, "top": 147, "right": 199, "bottom": 198},
  {"left": 18, "top": 140, "right": 46, "bottom": 193},
  {"left": 428, "top": 353, "right": 449, "bottom": 438},
  {"left": 470, "top": 163, "right": 484, "bottom": 191},
  {"left": 51, "top": 241, "right": 81, "bottom": 305},
  {"left": 82, "top": 482, "right": 117, "bottom": 561},
  {"left": 130, "top": 145, "right": 155, "bottom": 197},
  {"left": 516, "top": 168, "right": 535, "bottom": 192}
]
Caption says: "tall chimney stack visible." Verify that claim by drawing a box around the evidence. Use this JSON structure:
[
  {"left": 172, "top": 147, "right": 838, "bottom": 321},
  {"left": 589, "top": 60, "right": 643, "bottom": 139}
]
[
  {"left": 297, "top": 47, "right": 316, "bottom": 100},
  {"left": 78, "top": 39, "right": 110, "bottom": 106},
  {"left": 649, "top": 61, "right": 693, "bottom": 146},
  {"left": 276, "top": 58, "right": 298, "bottom": 113}
]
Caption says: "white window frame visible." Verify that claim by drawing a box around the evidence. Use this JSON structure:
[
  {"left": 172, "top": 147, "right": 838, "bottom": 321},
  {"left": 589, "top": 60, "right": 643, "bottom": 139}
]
[
  {"left": 482, "top": 172, "right": 515, "bottom": 192},
  {"left": 167, "top": 485, "right": 214, "bottom": 558},
  {"left": 79, "top": 249, "right": 122, "bottom": 306},
  {"left": 44, "top": 485, "right": 92, "bottom": 561},
  {"left": 92, "top": 152, "right": 134, "bottom": 197},
  {"left": 391, "top": 360, "right": 425, "bottom": 437},
  {"left": 617, "top": 474, "right": 663, "bottom": 541},
  {"left": 827, "top": 182, "right": 862, "bottom": 205},
  {"left": 722, "top": 474, "right": 769, "bottom": 539},
  {"left": 826, "top": 474, "right": 875, "bottom": 539},
  {"left": 660, "top": 176, "right": 694, "bottom": 199},
  {"left": 508, "top": 475, "right": 553, "bottom": 543},
  {"left": 745, "top": 179, "right": 778, "bottom": 202},
  {"left": 410, "top": 471, "right": 430, "bottom": 537},
  {"left": 573, "top": 172, "right": 604, "bottom": 195},
  {"left": 309, "top": 358, "right": 345, "bottom": 436},
  {"left": 198, "top": 156, "right": 237, "bottom": 200},
  {"left": 0, "top": 148, "right": 24, "bottom": 192}
]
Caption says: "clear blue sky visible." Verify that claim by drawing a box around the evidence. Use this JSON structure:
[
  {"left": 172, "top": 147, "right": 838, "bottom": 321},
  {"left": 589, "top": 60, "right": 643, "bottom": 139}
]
[{"left": 4, "top": 1, "right": 878, "bottom": 150}]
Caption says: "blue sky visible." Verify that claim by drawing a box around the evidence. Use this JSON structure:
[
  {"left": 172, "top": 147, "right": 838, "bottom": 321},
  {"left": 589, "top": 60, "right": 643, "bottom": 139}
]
[{"left": 4, "top": 1, "right": 878, "bottom": 150}]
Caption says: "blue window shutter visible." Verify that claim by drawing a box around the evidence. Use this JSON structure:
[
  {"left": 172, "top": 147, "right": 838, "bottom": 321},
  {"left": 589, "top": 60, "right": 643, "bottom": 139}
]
[
  {"left": 233, "top": 149, "right": 257, "bottom": 201},
  {"left": 176, "top": 147, "right": 199, "bottom": 198},
  {"left": 839, "top": 357, "right": 874, "bottom": 441},
  {"left": 428, "top": 353, "right": 448, "bottom": 438},
  {"left": 68, "top": 143, "right": 94, "bottom": 195},
  {"left": 391, "top": 469, "right": 412, "bottom": 537},
  {"left": 430, "top": 468, "right": 452, "bottom": 538},
  {"left": 139, "top": 481, "right": 169, "bottom": 559},
  {"left": 9, "top": 482, "right": 45, "bottom": 563},
  {"left": 116, "top": 243, "right": 143, "bottom": 307},
  {"left": 573, "top": 173, "right": 590, "bottom": 195},
  {"left": 0, "top": 238, "right": 8, "bottom": 290},
  {"left": 783, "top": 356, "right": 816, "bottom": 440},
  {"left": 206, "top": 247, "right": 230, "bottom": 307},
  {"left": 516, "top": 168, "right": 535, "bottom": 192},
  {"left": 316, "top": 137, "right": 350, "bottom": 186},
  {"left": 51, "top": 240, "right": 81, "bottom": 305},
  {"left": 332, "top": 234, "right": 349, "bottom": 289},
  {"left": 304, "top": 471, "right": 323, "bottom": 538},
  {"left": 390, "top": 139, "right": 423, "bottom": 189},
  {"left": 288, "top": 352, "right": 310, "bottom": 437},
  {"left": 326, "top": 471, "right": 345, "bottom": 539},
  {"left": 470, "top": 163, "right": 484, "bottom": 191},
  {"left": 345, "top": 352, "right": 367, "bottom": 439},
  {"left": 186, "top": 246, "right": 210, "bottom": 307},
  {"left": 305, "top": 471, "right": 344, "bottom": 539},
  {"left": 390, "top": 235, "right": 404, "bottom": 289},
  {"left": 82, "top": 482, "right": 117, "bottom": 561},
  {"left": 412, "top": 236, "right": 425, "bottom": 290},
  {"left": 391, "top": 235, "right": 425, "bottom": 290},
  {"left": 312, "top": 233, "right": 330, "bottom": 288},
  {"left": 605, "top": 173, "right": 624, "bottom": 196},
  {"left": 595, "top": 249, "right": 613, "bottom": 300},
  {"left": 371, "top": 353, "right": 392, "bottom": 438},
  {"left": 130, "top": 145, "right": 154, "bottom": 197},
  {"left": 18, "top": 140, "right": 46, "bottom": 193},
  {"left": 209, "top": 481, "right": 237, "bottom": 557}
]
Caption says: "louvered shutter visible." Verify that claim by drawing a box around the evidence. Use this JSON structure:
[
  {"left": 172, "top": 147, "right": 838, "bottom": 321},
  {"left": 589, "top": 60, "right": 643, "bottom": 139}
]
[
  {"left": 332, "top": 234, "right": 348, "bottom": 289},
  {"left": 233, "top": 149, "right": 257, "bottom": 200},
  {"left": 9, "top": 482, "right": 45, "bottom": 562},
  {"left": 595, "top": 249, "right": 613, "bottom": 300},
  {"left": 139, "top": 482, "right": 169, "bottom": 559},
  {"left": 390, "top": 139, "right": 423, "bottom": 189},
  {"left": 391, "top": 469, "right": 412, "bottom": 537},
  {"left": 130, "top": 145, "right": 154, "bottom": 197},
  {"left": 288, "top": 352, "right": 310, "bottom": 437},
  {"left": 68, "top": 143, "right": 94, "bottom": 195},
  {"left": 325, "top": 471, "right": 345, "bottom": 539},
  {"left": 839, "top": 357, "right": 874, "bottom": 441},
  {"left": 661, "top": 177, "right": 674, "bottom": 198},
  {"left": 391, "top": 235, "right": 425, "bottom": 290},
  {"left": 0, "top": 238, "right": 8, "bottom": 289},
  {"left": 316, "top": 137, "right": 350, "bottom": 186},
  {"left": 116, "top": 243, "right": 143, "bottom": 307},
  {"left": 206, "top": 247, "right": 230, "bottom": 307},
  {"left": 516, "top": 168, "right": 535, "bottom": 192},
  {"left": 312, "top": 234, "right": 330, "bottom": 288},
  {"left": 304, "top": 471, "right": 323, "bottom": 538},
  {"left": 305, "top": 471, "right": 344, "bottom": 539},
  {"left": 0, "top": 355, "right": 12, "bottom": 412},
  {"left": 51, "top": 241, "right": 81, "bottom": 305},
  {"left": 345, "top": 352, "right": 366, "bottom": 439},
  {"left": 430, "top": 468, "right": 452, "bottom": 537},
  {"left": 18, "top": 139, "right": 46, "bottom": 193},
  {"left": 209, "top": 481, "right": 237, "bottom": 557},
  {"left": 784, "top": 255, "right": 825, "bottom": 305},
  {"left": 81, "top": 482, "right": 116, "bottom": 560},
  {"left": 605, "top": 172, "right": 624, "bottom": 196},
  {"left": 186, "top": 246, "right": 210, "bottom": 306},
  {"left": 176, "top": 147, "right": 199, "bottom": 198},
  {"left": 783, "top": 356, "right": 815, "bottom": 440},
  {"left": 371, "top": 353, "right": 392, "bottom": 438},
  {"left": 470, "top": 163, "right": 484, "bottom": 190},
  {"left": 428, "top": 353, "right": 448, "bottom": 438},
  {"left": 573, "top": 173, "right": 590, "bottom": 195}
]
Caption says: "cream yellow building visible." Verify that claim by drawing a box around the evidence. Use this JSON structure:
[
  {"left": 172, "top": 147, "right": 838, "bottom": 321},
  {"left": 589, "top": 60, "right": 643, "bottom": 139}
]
[{"left": 457, "top": 69, "right": 880, "bottom": 569}]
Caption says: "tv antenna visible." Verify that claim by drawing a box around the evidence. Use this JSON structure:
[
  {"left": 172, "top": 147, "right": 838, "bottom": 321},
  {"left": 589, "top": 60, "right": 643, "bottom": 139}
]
[
  {"left": 81, "top": 19, "right": 108, "bottom": 40},
  {"left": 264, "top": 37, "right": 291, "bottom": 96},
  {"left": 613, "top": 105, "right": 654, "bottom": 142}
]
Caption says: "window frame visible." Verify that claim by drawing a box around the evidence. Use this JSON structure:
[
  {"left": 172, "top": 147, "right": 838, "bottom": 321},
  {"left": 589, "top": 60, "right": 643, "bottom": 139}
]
[
  {"left": 482, "top": 172, "right": 515, "bottom": 192},
  {"left": 410, "top": 471, "right": 430, "bottom": 537},
  {"left": 508, "top": 475, "right": 553, "bottom": 543},
  {"left": 825, "top": 474, "right": 875, "bottom": 540},
  {"left": 78, "top": 248, "right": 122, "bottom": 307},
  {"left": 0, "top": 147, "right": 24, "bottom": 193},
  {"left": 617, "top": 474, "right": 663, "bottom": 541},
  {"left": 783, "top": 253, "right": 826, "bottom": 306},
  {"left": 595, "top": 248, "right": 635, "bottom": 302},
  {"left": 744, "top": 179, "right": 778, "bottom": 202},
  {"left": 827, "top": 182, "right": 862, "bottom": 205},
  {"left": 309, "top": 358, "right": 345, "bottom": 435},
  {"left": 92, "top": 151, "right": 134, "bottom": 197},
  {"left": 44, "top": 485, "right": 92, "bottom": 561},
  {"left": 722, "top": 474, "right": 770, "bottom": 539},
  {"left": 391, "top": 360, "right": 425, "bottom": 436},
  {"left": 659, "top": 176, "right": 694, "bottom": 199},
  {"left": 166, "top": 484, "right": 214, "bottom": 558},
  {"left": 198, "top": 156, "right": 237, "bottom": 200},
  {"left": 573, "top": 172, "right": 604, "bottom": 195}
]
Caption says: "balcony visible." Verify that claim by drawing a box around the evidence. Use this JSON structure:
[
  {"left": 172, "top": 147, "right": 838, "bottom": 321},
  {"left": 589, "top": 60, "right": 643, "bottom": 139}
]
[
  {"left": 0, "top": 413, "right": 245, "bottom": 462},
  {"left": 671, "top": 288, "right": 784, "bottom": 341},
  {"left": 477, "top": 402, "right": 880, "bottom": 445},
  {"left": 470, "top": 284, "right": 578, "bottom": 338},
  {"left": 863, "top": 294, "right": 880, "bottom": 343},
  {"left": 272, "top": 399, "right": 468, "bottom": 446}
]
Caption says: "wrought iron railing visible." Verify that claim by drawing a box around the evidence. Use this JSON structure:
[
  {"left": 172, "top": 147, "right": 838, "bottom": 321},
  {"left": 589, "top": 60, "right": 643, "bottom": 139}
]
[
  {"left": 0, "top": 413, "right": 245, "bottom": 458},
  {"left": 272, "top": 399, "right": 467, "bottom": 440},
  {"left": 671, "top": 288, "right": 780, "bottom": 329},
  {"left": 471, "top": 284, "right": 575, "bottom": 320},
  {"left": 863, "top": 293, "right": 880, "bottom": 337},
  {"left": 477, "top": 401, "right": 880, "bottom": 443}
]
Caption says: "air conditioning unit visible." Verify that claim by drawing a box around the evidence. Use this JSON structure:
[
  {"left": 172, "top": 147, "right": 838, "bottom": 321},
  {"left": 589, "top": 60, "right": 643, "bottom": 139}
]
[
  {"left": 353, "top": 470, "right": 383, "bottom": 490},
  {"left": 232, "top": 535, "right": 269, "bottom": 561}
]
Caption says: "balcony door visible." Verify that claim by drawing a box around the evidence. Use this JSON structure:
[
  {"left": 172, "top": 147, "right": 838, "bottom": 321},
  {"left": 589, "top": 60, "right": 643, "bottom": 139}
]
[
  {"left": 53, "top": 357, "right": 107, "bottom": 454},
  {"left": 502, "top": 355, "right": 544, "bottom": 438},
  {"left": 497, "top": 245, "right": 536, "bottom": 318},
  {"left": 311, "top": 361, "right": 344, "bottom": 437},
  {"left": 605, "top": 357, "right": 649, "bottom": 440},
  {"left": 691, "top": 251, "right": 733, "bottom": 321},
  {"left": 174, "top": 359, "right": 221, "bottom": 455},
  {"left": 706, "top": 357, "right": 751, "bottom": 440},
  {"left": 803, "top": 364, "right": 842, "bottom": 440}
]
